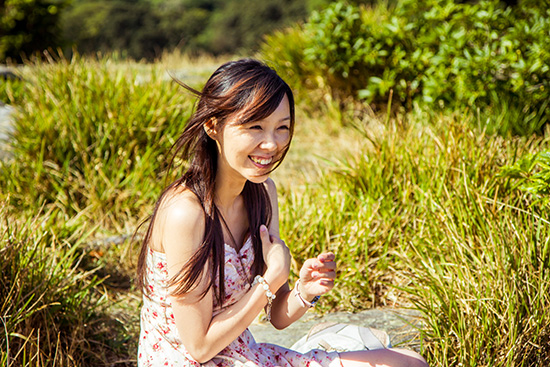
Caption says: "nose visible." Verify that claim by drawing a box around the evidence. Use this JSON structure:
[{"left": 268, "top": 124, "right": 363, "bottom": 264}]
[{"left": 260, "top": 132, "right": 278, "bottom": 151}]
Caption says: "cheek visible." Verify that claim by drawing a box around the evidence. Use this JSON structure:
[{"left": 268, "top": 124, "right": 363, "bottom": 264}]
[
  {"left": 278, "top": 133, "right": 291, "bottom": 147},
  {"left": 225, "top": 142, "right": 252, "bottom": 162}
]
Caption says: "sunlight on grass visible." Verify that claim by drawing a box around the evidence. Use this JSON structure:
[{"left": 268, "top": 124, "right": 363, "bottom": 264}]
[{"left": 1, "top": 54, "right": 549, "bottom": 366}]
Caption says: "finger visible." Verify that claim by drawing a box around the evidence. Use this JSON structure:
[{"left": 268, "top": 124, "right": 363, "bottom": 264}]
[
  {"left": 317, "top": 252, "right": 335, "bottom": 262},
  {"left": 311, "top": 270, "right": 336, "bottom": 279},
  {"left": 302, "top": 258, "right": 318, "bottom": 271},
  {"left": 311, "top": 260, "right": 336, "bottom": 273},
  {"left": 318, "top": 278, "right": 335, "bottom": 287},
  {"left": 308, "top": 278, "right": 335, "bottom": 292},
  {"left": 314, "top": 260, "right": 336, "bottom": 271},
  {"left": 259, "top": 224, "right": 271, "bottom": 244}
]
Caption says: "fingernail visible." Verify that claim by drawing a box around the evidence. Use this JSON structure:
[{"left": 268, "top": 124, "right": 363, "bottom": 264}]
[{"left": 260, "top": 225, "right": 267, "bottom": 232}]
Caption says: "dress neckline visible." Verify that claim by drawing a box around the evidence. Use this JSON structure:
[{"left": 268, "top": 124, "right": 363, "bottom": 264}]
[
  {"left": 224, "top": 235, "right": 253, "bottom": 255},
  {"left": 150, "top": 236, "right": 253, "bottom": 257}
]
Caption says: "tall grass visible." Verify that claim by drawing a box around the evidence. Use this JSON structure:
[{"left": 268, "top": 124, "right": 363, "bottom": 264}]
[
  {"left": 278, "top": 105, "right": 550, "bottom": 365},
  {"left": 0, "top": 54, "right": 196, "bottom": 234},
  {"left": 2, "top": 55, "right": 549, "bottom": 366},
  {"left": 0, "top": 202, "right": 103, "bottom": 366},
  {"left": 405, "top": 188, "right": 550, "bottom": 366}
]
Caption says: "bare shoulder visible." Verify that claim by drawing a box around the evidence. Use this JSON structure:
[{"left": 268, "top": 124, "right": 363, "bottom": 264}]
[
  {"left": 263, "top": 177, "right": 278, "bottom": 201},
  {"left": 158, "top": 186, "right": 204, "bottom": 226},
  {"left": 262, "top": 178, "right": 281, "bottom": 235},
  {"left": 153, "top": 186, "right": 205, "bottom": 255}
]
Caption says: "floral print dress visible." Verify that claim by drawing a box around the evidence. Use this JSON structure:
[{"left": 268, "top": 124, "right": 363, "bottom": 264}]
[{"left": 138, "top": 238, "right": 342, "bottom": 367}]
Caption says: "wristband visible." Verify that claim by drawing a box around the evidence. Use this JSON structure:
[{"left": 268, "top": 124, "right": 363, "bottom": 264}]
[{"left": 294, "top": 279, "right": 320, "bottom": 308}]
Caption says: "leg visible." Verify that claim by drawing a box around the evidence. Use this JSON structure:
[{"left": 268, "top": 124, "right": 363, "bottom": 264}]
[{"left": 339, "top": 348, "right": 429, "bottom": 367}]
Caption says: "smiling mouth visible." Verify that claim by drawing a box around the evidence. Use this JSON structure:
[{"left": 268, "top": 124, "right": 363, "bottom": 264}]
[{"left": 250, "top": 156, "right": 273, "bottom": 166}]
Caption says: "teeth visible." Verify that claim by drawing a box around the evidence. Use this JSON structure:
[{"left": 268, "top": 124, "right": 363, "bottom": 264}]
[{"left": 251, "top": 156, "right": 273, "bottom": 165}]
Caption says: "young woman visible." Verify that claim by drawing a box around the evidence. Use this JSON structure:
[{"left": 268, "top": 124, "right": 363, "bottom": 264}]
[{"left": 137, "top": 59, "right": 428, "bottom": 367}]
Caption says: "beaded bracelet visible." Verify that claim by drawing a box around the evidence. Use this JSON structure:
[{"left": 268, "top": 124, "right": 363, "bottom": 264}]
[
  {"left": 252, "top": 275, "right": 276, "bottom": 321},
  {"left": 294, "top": 279, "right": 320, "bottom": 308}
]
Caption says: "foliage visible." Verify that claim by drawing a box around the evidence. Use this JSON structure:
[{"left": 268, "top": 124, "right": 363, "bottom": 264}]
[
  {"left": 261, "top": 0, "right": 550, "bottom": 135},
  {"left": 62, "top": 0, "right": 168, "bottom": 60},
  {"left": 260, "top": 25, "right": 319, "bottom": 100},
  {"left": 0, "top": 0, "right": 70, "bottom": 63},
  {"left": 1, "top": 0, "right": 396, "bottom": 61},
  {"left": 0, "top": 203, "right": 104, "bottom": 366},
  {"left": 200, "top": 0, "right": 304, "bottom": 55},
  {"left": 279, "top": 107, "right": 550, "bottom": 364},
  {"left": 61, "top": 0, "right": 312, "bottom": 59},
  {"left": 0, "top": 55, "right": 193, "bottom": 232},
  {"left": 499, "top": 150, "right": 550, "bottom": 206}
]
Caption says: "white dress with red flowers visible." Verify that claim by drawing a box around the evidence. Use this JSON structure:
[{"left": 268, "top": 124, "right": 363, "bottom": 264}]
[{"left": 138, "top": 238, "right": 342, "bottom": 367}]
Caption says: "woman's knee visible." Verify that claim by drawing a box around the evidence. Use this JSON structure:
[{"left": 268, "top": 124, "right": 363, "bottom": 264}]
[{"left": 391, "top": 348, "right": 428, "bottom": 367}]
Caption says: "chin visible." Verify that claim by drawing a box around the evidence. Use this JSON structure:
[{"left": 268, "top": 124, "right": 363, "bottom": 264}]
[{"left": 247, "top": 174, "right": 270, "bottom": 184}]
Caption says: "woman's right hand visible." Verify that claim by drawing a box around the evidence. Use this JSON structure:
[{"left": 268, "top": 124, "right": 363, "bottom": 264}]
[{"left": 259, "top": 224, "right": 290, "bottom": 287}]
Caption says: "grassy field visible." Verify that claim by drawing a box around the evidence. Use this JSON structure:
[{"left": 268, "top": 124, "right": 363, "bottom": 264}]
[{"left": 1, "top": 54, "right": 549, "bottom": 366}]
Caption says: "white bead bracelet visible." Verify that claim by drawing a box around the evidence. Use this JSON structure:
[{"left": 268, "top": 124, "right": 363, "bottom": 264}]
[{"left": 252, "top": 275, "right": 276, "bottom": 321}]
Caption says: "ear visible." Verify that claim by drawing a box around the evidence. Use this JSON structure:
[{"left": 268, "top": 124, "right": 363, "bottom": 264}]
[{"left": 204, "top": 117, "right": 219, "bottom": 139}]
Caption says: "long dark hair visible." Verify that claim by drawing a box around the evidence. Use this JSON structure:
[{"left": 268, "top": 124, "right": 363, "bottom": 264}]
[{"left": 136, "top": 59, "right": 295, "bottom": 304}]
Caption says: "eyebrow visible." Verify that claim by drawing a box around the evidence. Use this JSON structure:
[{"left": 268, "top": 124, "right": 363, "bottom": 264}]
[{"left": 240, "top": 116, "right": 291, "bottom": 125}]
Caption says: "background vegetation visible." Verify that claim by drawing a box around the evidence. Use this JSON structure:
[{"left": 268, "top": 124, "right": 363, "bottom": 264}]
[
  {"left": 0, "top": 0, "right": 70, "bottom": 62},
  {"left": 260, "top": 0, "right": 550, "bottom": 135},
  {"left": 1, "top": 0, "right": 549, "bottom": 366},
  {"left": 2, "top": 0, "right": 374, "bottom": 62}
]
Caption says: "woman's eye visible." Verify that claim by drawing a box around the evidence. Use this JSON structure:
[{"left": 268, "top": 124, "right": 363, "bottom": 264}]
[
  {"left": 249, "top": 125, "right": 262, "bottom": 130},
  {"left": 278, "top": 125, "right": 290, "bottom": 130}
]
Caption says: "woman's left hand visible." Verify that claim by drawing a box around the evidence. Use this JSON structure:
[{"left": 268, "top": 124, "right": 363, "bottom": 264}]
[{"left": 297, "top": 252, "right": 336, "bottom": 300}]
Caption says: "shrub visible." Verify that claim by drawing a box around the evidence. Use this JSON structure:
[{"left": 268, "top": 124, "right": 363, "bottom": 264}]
[
  {"left": 261, "top": 0, "right": 550, "bottom": 135},
  {"left": 61, "top": 0, "right": 168, "bottom": 61},
  {"left": 0, "top": 0, "right": 70, "bottom": 63},
  {"left": 498, "top": 150, "right": 550, "bottom": 207},
  {"left": 260, "top": 24, "right": 322, "bottom": 105},
  {"left": 396, "top": 0, "right": 550, "bottom": 135},
  {"left": 200, "top": 0, "right": 309, "bottom": 55},
  {"left": 61, "top": 0, "right": 312, "bottom": 59}
]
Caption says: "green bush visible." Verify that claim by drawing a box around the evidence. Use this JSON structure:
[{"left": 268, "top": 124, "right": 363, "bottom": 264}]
[
  {"left": 198, "top": 0, "right": 309, "bottom": 55},
  {"left": 396, "top": 0, "right": 550, "bottom": 134},
  {"left": 499, "top": 150, "right": 550, "bottom": 207},
  {"left": 0, "top": 0, "right": 70, "bottom": 63},
  {"left": 62, "top": 0, "right": 168, "bottom": 60},
  {"left": 261, "top": 0, "right": 550, "bottom": 135},
  {"left": 61, "top": 0, "right": 312, "bottom": 59}
]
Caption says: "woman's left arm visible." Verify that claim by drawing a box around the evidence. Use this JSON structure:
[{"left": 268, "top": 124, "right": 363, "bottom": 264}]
[{"left": 263, "top": 178, "right": 336, "bottom": 330}]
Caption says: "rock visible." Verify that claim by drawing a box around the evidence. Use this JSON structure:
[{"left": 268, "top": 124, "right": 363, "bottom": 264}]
[
  {"left": 0, "top": 66, "right": 19, "bottom": 161},
  {"left": 0, "top": 65, "right": 21, "bottom": 81},
  {"left": 249, "top": 308, "right": 424, "bottom": 351},
  {"left": 0, "top": 104, "right": 14, "bottom": 161}
]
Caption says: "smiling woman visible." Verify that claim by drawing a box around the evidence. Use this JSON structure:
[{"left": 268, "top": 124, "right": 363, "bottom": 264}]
[
  {"left": 208, "top": 94, "right": 291, "bottom": 185},
  {"left": 135, "top": 59, "right": 428, "bottom": 367}
]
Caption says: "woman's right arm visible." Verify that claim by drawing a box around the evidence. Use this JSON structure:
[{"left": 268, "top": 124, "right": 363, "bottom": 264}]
[{"left": 156, "top": 191, "right": 289, "bottom": 363}]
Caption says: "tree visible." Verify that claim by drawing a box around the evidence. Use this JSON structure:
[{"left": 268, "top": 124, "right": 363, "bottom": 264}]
[
  {"left": 202, "top": 0, "right": 309, "bottom": 55},
  {"left": 62, "top": 0, "right": 168, "bottom": 60},
  {"left": 0, "top": 0, "right": 70, "bottom": 63}
]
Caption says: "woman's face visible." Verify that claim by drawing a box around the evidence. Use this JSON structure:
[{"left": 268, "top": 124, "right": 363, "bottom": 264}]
[{"left": 212, "top": 94, "right": 291, "bottom": 185}]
